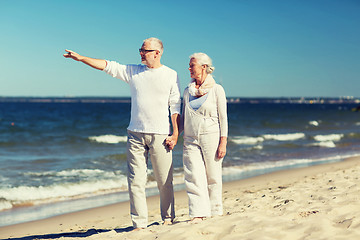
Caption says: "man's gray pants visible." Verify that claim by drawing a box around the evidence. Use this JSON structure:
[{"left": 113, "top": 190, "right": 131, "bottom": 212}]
[{"left": 127, "top": 130, "right": 175, "bottom": 228}]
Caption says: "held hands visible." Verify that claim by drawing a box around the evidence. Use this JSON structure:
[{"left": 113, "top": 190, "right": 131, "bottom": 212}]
[
  {"left": 63, "top": 49, "right": 82, "bottom": 61},
  {"left": 165, "top": 135, "right": 178, "bottom": 150}
]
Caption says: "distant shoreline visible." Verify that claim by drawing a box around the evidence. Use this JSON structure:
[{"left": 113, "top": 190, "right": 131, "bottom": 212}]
[{"left": 1, "top": 96, "right": 359, "bottom": 104}]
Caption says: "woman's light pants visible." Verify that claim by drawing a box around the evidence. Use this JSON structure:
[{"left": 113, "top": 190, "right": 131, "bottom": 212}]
[
  {"left": 127, "top": 130, "right": 175, "bottom": 228},
  {"left": 183, "top": 132, "right": 223, "bottom": 218}
]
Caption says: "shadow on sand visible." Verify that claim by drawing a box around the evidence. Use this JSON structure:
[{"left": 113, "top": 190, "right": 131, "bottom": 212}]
[{"left": 3, "top": 222, "right": 160, "bottom": 240}]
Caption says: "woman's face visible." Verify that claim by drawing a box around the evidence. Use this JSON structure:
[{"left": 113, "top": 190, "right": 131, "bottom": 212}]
[{"left": 188, "top": 58, "right": 204, "bottom": 81}]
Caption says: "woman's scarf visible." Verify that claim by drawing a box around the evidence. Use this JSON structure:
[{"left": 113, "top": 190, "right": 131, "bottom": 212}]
[{"left": 188, "top": 75, "right": 216, "bottom": 97}]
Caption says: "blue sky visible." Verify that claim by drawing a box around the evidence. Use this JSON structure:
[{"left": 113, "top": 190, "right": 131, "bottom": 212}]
[{"left": 1, "top": 0, "right": 359, "bottom": 97}]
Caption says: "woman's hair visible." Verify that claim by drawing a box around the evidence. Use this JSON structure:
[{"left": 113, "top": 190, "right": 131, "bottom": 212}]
[
  {"left": 190, "top": 52, "right": 215, "bottom": 74},
  {"left": 144, "top": 37, "right": 164, "bottom": 55}
]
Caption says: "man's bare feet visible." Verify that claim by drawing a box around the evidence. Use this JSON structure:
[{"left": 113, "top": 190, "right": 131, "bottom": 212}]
[
  {"left": 163, "top": 219, "right": 173, "bottom": 225},
  {"left": 189, "top": 217, "right": 205, "bottom": 224}
]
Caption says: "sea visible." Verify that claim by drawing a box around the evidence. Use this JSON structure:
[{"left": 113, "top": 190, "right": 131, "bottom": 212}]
[{"left": 1, "top": 96, "right": 360, "bottom": 227}]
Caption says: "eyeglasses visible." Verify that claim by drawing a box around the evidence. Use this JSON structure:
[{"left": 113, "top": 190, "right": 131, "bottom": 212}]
[{"left": 139, "top": 49, "right": 158, "bottom": 53}]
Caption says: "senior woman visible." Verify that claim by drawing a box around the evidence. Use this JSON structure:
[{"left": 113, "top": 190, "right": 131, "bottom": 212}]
[{"left": 181, "top": 52, "right": 228, "bottom": 223}]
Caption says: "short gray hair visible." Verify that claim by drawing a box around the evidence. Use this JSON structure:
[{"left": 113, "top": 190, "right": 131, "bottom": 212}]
[
  {"left": 190, "top": 52, "right": 215, "bottom": 74},
  {"left": 143, "top": 37, "right": 164, "bottom": 55}
]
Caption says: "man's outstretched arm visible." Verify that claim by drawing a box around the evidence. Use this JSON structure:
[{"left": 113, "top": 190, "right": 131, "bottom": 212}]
[{"left": 63, "top": 49, "right": 107, "bottom": 70}]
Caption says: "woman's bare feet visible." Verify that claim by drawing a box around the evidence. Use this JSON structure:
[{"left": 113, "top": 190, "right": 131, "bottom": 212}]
[{"left": 131, "top": 227, "right": 145, "bottom": 232}]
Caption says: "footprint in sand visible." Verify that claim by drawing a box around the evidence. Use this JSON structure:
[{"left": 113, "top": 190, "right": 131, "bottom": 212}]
[{"left": 335, "top": 218, "right": 354, "bottom": 229}]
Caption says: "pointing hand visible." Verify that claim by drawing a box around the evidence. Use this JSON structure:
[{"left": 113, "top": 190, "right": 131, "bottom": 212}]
[{"left": 63, "top": 49, "right": 82, "bottom": 61}]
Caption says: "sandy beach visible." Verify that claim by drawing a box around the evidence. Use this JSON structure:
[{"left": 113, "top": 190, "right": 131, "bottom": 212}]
[{"left": 1, "top": 157, "right": 360, "bottom": 240}]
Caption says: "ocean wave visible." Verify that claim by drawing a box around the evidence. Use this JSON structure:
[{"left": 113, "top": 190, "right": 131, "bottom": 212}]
[
  {"left": 222, "top": 158, "right": 319, "bottom": 175},
  {"left": 89, "top": 135, "right": 127, "bottom": 144},
  {"left": 0, "top": 176, "right": 128, "bottom": 211},
  {"left": 243, "top": 145, "right": 263, "bottom": 151},
  {"left": 57, "top": 169, "right": 110, "bottom": 177},
  {"left": 313, "top": 134, "right": 343, "bottom": 142},
  {"left": 252, "top": 145, "right": 263, "bottom": 150},
  {"left": 349, "top": 133, "right": 360, "bottom": 139},
  {"left": 222, "top": 153, "right": 360, "bottom": 176},
  {"left": 262, "top": 133, "right": 305, "bottom": 141},
  {"left": 230, "top": 133, "right": 305, "bottom": 145},
  {"left": 309, "top": 141, "right": 336, "bottom": 148},
  {"left": 0, "top": 198, "right": 12, "bottom": 211},
  {"left": 231, "top": 136, "right": 264, "bottom": 145},
  {"left": 1, "top": 167, "right": 176, "bottom": 212},
  {"left": 309, "top": 120, "right": 319, "bottom": 126},
  {"left": 25, "top": 169, "right": 121, "bottom": 179}
]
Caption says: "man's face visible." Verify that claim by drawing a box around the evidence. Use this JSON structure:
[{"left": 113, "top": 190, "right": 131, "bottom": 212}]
[{"left": 139, "top": 41, "right": 157, "bottom": 67}]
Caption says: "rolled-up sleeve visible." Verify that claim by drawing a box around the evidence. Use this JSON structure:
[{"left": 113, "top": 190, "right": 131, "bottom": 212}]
[
  {"left": 169, "top": 75, "right": 181, "bottom": 115},
  {"left": 216, "top": 85, "right": 228, "bottom": 137},
  {"left": 103, "top": 60, "right": 130, "bottom": 83}
]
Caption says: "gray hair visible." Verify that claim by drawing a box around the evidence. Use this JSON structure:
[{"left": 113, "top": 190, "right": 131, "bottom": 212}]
[
  {"left": 143, "top": 37, "right": 164, "bottom": 55},
  {"left": 190, "top": 52, "right": 215, "bottom": 74}
]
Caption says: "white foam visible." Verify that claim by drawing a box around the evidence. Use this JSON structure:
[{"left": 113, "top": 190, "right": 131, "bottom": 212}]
[
  {"left": 89, "top": 135, "right": 127, "bottom": 144},
  {"left": 0, "top": 199, "right": 12, "bottom": 211},
  {"left": 262, "top": 133, "right": 305, "bottom": 141},
  {"left": 25, "top": 169, "right": 120, "bottom": 179},
  {"left": 231, "top": 136, "right": 264, "bottom": 145},
  {"left": 1, "top": 167, "right": 175, "bottom": 211},
  {"left": 309, "top": 120, "right": 319, "bottom": 126},
  {"left": 313, "top": 134, "right": 343, "bottom": 142},
  {"left": 222, "top": 153, "right": 360, "bottom": 176},
  {"left": 253, "top": 145, "right": 263, "bottom": 150},
  {"left": 0, "top": 176, "right": 128, "bottom": 206},
  {"left": 310, "top": 141, "right": 336, "bottom": 148},
  {"left": 222, "top": 159, "right": 313, "bottom": 176},
  {"left": 57, "top": 169, "right": 110, "bottom": 177}
]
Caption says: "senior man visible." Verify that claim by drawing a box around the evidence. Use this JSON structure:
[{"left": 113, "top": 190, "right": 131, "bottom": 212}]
[{"left": 63, "top": 37, "right": 181, "bottom": 229}]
